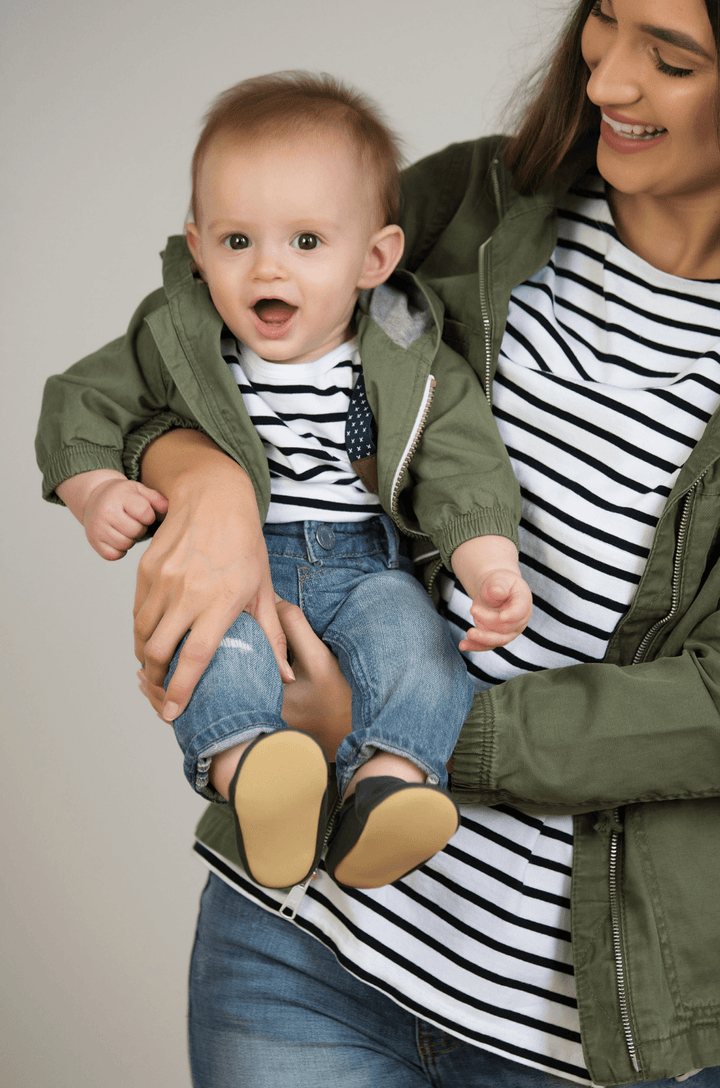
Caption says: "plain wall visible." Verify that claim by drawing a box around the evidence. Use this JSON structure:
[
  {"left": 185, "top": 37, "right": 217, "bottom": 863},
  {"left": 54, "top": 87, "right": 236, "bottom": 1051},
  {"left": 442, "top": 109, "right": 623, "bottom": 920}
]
[{"left": 2, "top": 2, "right": 567, "bottom": 1084}]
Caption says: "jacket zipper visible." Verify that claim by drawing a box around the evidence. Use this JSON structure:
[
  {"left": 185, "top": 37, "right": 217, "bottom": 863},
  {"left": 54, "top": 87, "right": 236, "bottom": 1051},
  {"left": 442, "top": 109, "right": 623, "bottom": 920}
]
[
  {"left": 279, "top": 793, "right": 344, "bottom": 919},
  {"left": 389, "top": 374, "right": 436, "bottom": 534},
  {"left": 608, "top": 812, "right": 642, "bottom": 1074},
  {"left": 607, "top": 473, "right": 703, "bottom": 1072},
  {"left": 632, "top": 475, "right": 704, "bottom": 665},
  {"left": 478, "top": 240, "right": 493, "bottom": 407},
  {"left": 476, "top": 157, "right": 502, "bottom": 408}
]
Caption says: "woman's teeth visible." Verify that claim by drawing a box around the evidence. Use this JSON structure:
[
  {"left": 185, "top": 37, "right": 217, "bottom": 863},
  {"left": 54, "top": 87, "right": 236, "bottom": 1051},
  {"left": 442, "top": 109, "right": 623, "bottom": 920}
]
[{"left": 602, "top": 112, "right": 667, "bottom": 139}]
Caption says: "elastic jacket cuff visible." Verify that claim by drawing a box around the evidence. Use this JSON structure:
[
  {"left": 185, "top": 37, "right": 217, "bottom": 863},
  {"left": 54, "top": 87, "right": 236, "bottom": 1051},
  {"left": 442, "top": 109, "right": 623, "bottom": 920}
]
[
  {"left": 435, "top": 510, "right": 520, "bottom": 572},
  {"left": 450, "top": 689, "right": 497, "bottom": 805},
  {"left": 122, "top": 413, "right": 208, "bottom": 481},
  {"left": 41, "top": 444, "right": 125, "bottom": 503}
]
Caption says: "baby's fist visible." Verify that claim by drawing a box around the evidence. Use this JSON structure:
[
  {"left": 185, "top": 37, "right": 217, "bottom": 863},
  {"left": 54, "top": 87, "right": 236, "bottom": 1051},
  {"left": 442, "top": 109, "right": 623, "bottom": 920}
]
[
  {"left": 84, "top": 478, "right": 168, "bottom": 560},
  {"left": 459, "top": 569, "right": 533, "bottom": 653}
]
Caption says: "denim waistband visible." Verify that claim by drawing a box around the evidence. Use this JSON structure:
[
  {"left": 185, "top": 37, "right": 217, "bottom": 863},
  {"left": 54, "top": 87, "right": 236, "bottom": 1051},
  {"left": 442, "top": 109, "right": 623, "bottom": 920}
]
[{"left": 262, "top": 515, "right": 406, "bottom": 565}]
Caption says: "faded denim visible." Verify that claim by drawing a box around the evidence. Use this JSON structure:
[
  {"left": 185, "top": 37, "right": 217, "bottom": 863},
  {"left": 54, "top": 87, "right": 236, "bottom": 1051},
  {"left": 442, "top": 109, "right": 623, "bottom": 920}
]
[{"left": 168, "top": 516, "right": 474, "bottom": 799}]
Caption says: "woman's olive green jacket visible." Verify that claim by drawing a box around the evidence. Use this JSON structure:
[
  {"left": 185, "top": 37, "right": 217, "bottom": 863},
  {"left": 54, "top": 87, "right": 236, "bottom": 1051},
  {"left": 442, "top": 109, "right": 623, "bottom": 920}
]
[{"left": 403, "top": 135, "right": 720, "bottom": 1085}]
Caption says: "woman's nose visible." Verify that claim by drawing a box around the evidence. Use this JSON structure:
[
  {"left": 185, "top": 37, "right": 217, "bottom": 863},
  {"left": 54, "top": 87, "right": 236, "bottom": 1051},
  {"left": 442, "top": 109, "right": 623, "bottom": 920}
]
[
  {"left": 585, "top": 32, "right": 642, "bottom": 108},
  {"left": 587, "top": 39, "right": 643, "bottom": 108}
]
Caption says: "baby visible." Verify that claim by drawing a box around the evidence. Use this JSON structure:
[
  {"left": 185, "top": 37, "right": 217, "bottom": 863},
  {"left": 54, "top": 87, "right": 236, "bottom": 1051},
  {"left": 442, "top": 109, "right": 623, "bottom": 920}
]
[{"left": 37, "top": 72, "right": 531, "bottom": 891}]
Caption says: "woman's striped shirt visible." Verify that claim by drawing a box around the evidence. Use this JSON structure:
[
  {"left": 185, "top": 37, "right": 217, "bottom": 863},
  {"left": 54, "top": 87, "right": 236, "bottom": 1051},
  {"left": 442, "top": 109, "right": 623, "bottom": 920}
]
[{"left": 200, "top": 173, "right": 720, "bottom": 1085}]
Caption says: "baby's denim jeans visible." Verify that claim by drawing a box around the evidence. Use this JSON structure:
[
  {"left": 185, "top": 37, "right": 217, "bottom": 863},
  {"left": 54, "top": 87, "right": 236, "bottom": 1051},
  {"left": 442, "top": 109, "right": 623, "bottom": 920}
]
[{"left": 167, "top": 515, "right": 474, "bottom": 799}]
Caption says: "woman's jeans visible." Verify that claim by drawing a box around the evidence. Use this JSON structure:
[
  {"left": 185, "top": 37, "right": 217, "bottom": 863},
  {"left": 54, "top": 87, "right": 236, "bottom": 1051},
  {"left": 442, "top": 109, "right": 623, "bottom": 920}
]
[
  {"left": 168, "top": 516, "right": 474, "bottom": 797},
  {"left": 188, "top": 874, "right": 720, "bottom": 1088}
]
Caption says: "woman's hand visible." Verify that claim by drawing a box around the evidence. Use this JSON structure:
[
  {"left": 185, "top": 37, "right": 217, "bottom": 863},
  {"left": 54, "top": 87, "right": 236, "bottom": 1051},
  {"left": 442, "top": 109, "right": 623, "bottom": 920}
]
[
  {"left": 274, "top": 597, "right": 352, "bottom": 761},
  {"left": 138, "top": 594, "right": 352, "bottom": 762},
  {"left": 133, "top": 430, "right": 293, "bottom": 721}
]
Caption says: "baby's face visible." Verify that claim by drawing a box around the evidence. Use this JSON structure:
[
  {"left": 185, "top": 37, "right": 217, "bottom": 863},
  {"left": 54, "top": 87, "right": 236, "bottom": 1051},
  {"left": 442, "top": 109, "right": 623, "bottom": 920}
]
[{"left": 187, "top": 133, "right": 385, "bottom": 364}]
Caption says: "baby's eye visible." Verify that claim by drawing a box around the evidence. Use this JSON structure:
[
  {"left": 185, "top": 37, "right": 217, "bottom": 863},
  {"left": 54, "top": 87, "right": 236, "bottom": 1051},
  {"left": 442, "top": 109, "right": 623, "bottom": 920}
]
[
  {"left": 291, "top": 233, "right": 321, "bottom": 251},
  {"left": 223, "top": 234, "right": 250, "bottom": 250}
]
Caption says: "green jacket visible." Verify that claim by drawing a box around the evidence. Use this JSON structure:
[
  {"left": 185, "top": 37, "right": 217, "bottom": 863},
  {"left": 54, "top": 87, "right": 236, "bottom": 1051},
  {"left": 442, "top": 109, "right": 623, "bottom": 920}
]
[
  {"left": 401, "top": 136, "right": 720, "bottom": 1085},
  {"left": 36, "top": 139, "right": 720, "bottom": 1084},
  {"left": 36, "top": 236, "right": 519, "bottom": 571}
]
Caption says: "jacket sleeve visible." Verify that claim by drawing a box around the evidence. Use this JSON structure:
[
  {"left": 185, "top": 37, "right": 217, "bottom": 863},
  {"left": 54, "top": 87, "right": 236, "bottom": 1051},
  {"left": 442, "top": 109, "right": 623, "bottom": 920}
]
[
  {"left": 35, "top": 289, "right": 198, "bottom": 502},
  {"left": 408, "top": 337, "right": 522, "bottom": 567},
  {"left": 452, "top": 603, "right": 720, "bottom": 814}
]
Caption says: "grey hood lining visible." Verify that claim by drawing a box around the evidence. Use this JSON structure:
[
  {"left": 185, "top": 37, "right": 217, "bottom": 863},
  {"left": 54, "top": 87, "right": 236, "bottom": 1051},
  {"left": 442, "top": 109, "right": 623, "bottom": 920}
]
[{"left": 360, "top": 281, "right": 433, "bottom": 349}]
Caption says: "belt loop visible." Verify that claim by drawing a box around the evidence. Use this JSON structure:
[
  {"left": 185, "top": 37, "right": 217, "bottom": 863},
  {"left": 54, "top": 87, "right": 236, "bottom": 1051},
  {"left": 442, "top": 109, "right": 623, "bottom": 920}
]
[
  {"left": 379, "top": 514, "right": 401, "bottom": 568},
  {"left": 303, "top": 522, "right": 318, "bottom": 562}
]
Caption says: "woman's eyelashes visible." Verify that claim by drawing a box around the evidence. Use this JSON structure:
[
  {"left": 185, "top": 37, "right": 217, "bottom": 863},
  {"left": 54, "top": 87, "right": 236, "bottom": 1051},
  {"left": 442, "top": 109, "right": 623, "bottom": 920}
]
[
  {"left": 652, "top": 51, "right": 694, "bottom": 78},
  {"left": 589, "top": 1, "right": 696, "bottom": 78},
  {"left": 590, "top": 1, "right": 614, "bottom": 26}
]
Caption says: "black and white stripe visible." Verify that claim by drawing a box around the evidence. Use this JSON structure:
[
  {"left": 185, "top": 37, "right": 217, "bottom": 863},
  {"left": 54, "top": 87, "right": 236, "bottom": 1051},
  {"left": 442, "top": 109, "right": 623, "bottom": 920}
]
[
  {"left": 441, "top": 172, "right": 720, "bottom": 685},
  {"left": 201, "top": 177, "right": 719, "bottom": 1085},
  {"left": 223, "top": 337, "right": 382, "bottom": 523}
]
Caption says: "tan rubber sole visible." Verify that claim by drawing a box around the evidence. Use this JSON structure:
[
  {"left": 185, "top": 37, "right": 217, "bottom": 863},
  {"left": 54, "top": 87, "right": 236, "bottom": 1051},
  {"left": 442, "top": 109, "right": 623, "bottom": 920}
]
[
  {"left": 233, "top": 731, "right": 328, "bottom": 888},
  {"left": 332, "top": 788, "right": 459, "bottom": 889}
]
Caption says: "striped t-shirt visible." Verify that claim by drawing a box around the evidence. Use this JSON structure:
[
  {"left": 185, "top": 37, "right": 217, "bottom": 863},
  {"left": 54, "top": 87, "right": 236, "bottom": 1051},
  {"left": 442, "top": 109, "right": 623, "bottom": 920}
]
[
  {"left": 223, "top": 336, "right": 381, "bottom": 522},
  {"left": 199, "top": 173, "right": 720, "bottom": 1085}
]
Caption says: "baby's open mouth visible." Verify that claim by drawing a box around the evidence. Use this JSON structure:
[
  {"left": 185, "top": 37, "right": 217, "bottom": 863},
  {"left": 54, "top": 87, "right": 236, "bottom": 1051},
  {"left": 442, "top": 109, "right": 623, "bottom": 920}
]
[{"left": 253, "top": 298, "right": 298, "bottom": 325}]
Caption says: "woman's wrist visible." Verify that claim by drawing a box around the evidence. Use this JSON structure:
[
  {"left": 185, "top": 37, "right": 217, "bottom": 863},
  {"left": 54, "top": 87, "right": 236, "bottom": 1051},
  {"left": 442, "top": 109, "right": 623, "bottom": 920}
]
[{"left": 140, "top": 429, "right": 253, "bottom": 503}]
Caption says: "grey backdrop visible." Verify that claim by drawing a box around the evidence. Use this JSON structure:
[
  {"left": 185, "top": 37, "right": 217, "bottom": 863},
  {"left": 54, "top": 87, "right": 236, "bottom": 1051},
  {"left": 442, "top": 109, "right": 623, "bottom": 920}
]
[{"left": 3, "top": 2, "right": 566, "bottom": 1084}]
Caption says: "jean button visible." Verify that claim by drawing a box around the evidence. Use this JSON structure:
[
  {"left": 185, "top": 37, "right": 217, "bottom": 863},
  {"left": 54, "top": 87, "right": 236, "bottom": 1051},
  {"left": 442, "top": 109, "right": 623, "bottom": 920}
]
[{"left": 316, "top": 526, "right": 336, "bottom": 550}]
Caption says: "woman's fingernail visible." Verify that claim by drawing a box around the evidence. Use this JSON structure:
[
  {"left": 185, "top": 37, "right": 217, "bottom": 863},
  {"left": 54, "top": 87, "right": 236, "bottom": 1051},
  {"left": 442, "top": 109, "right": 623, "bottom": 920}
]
[{"left": 163, "top": 702, "right": 179, "bottom": 722}]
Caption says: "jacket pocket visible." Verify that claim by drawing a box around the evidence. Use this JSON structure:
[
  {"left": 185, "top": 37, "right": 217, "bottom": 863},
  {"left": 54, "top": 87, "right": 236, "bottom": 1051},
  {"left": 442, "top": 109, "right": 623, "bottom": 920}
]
[{"left": 623, "top": 801, "right": 720, "bottom": 1023}]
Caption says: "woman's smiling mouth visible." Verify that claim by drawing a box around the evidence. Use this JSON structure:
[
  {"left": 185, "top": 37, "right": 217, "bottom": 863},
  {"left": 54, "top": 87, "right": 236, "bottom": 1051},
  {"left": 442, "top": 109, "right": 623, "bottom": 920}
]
[
  {"left": 600, "top": 110, "right": 669, "bottom": 155},
  {"left": 601, "top": 111, "right": 668, "bottom": 139}
]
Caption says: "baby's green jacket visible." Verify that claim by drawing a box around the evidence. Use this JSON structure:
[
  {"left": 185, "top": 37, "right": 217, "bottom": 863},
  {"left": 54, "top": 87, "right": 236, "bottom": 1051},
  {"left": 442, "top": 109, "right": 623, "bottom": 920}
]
[{"left": 36, "top": 236, "right": 520, "bottom": 573}]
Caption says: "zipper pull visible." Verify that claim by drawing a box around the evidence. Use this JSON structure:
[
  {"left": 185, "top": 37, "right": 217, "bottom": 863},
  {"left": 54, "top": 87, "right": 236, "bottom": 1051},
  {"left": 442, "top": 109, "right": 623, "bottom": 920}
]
[
  {"left": 279, "top": 789, "right": 344, "bottom": 919},
  {"left": 279, "top": 875, "right": 314, "bottom": 919}
]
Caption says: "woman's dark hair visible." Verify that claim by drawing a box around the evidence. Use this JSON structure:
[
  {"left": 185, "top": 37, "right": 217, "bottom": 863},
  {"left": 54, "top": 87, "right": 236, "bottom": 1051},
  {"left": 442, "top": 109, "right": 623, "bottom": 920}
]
[{"left": 505, "top": 0, "right": 720, "bottom": 194}]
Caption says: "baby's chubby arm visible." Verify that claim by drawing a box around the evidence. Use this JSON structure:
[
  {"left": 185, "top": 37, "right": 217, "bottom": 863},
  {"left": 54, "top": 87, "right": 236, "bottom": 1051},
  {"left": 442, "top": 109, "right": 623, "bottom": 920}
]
[
  {"left": 55, "top": 469, "right": 168, "bottom": 561},
  {"left": 451, "top": 536, "right": 532, "bottom": 653}
]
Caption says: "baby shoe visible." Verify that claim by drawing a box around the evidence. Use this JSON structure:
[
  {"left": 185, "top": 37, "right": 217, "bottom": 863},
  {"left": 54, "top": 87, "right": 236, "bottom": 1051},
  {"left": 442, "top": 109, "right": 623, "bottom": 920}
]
[
  {"left": 325, "top": 776, "right": 460, "bottom": 889},
  {"left": 228, "top": 729, "right": 329, "bottom": 888}
]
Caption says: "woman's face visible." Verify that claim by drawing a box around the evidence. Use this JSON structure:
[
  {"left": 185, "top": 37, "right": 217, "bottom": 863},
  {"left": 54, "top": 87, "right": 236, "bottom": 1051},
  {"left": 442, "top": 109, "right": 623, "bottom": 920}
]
[{"left": 581, "top": 0, "right": 720, "bottom": 201}]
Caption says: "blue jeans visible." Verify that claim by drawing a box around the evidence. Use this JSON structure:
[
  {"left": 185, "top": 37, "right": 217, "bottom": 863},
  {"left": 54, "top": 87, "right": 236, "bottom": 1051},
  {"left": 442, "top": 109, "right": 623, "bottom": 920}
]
[
  {"left": 168, "top": 516, "right": 474, "bottom": 798},
  {"left": 188, "top": 874, "right": 720, "bottom": 1088}
]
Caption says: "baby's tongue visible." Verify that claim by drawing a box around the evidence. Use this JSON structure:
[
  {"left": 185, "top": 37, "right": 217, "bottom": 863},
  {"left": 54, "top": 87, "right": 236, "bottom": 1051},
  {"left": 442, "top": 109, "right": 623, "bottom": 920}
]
[{"left": 254, "top": 298, "right": 296, "bottom": 325}]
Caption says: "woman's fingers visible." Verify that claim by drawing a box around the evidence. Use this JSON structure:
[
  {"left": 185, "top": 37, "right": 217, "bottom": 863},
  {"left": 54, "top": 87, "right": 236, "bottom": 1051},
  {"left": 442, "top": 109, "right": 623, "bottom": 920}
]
[
  {"left": 157, "top": 617, "right": 223, "bottom": 721},
  {"left": 133, "top": 522, "right": 293, "bottom": 719},
  {"left": 276, "top": 597, "right": 351, "bottom": 760},
  {"left": 245, "top": 587, "right": 295, "bottom": 684},
  {"left": 137, "top": 669, "right": 168, "bottom": 720}
]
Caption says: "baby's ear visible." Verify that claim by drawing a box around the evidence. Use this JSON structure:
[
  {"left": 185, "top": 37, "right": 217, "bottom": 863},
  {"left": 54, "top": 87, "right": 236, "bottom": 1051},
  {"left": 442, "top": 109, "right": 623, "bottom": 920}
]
[
  {"left": 358, "top": 225, "right": 404, "bottom": 289},
  {"left": 185, "top": 223, "right": 205, "bottom": 279}
]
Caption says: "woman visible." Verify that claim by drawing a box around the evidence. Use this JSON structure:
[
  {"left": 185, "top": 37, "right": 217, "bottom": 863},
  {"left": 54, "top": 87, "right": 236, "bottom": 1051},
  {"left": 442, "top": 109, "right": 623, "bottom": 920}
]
[{"left": 133, "top": 0, "right": 720, "bottom": 1083}]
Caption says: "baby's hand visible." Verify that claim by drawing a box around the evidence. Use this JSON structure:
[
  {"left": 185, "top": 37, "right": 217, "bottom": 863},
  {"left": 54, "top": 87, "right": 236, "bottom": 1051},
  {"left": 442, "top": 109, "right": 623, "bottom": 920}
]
[
  {"left": 458, "top": 569, "right": 532, "bottom": 653},
  {"left": 84, "top": 478, "right": 168, "bottom": 560}
]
